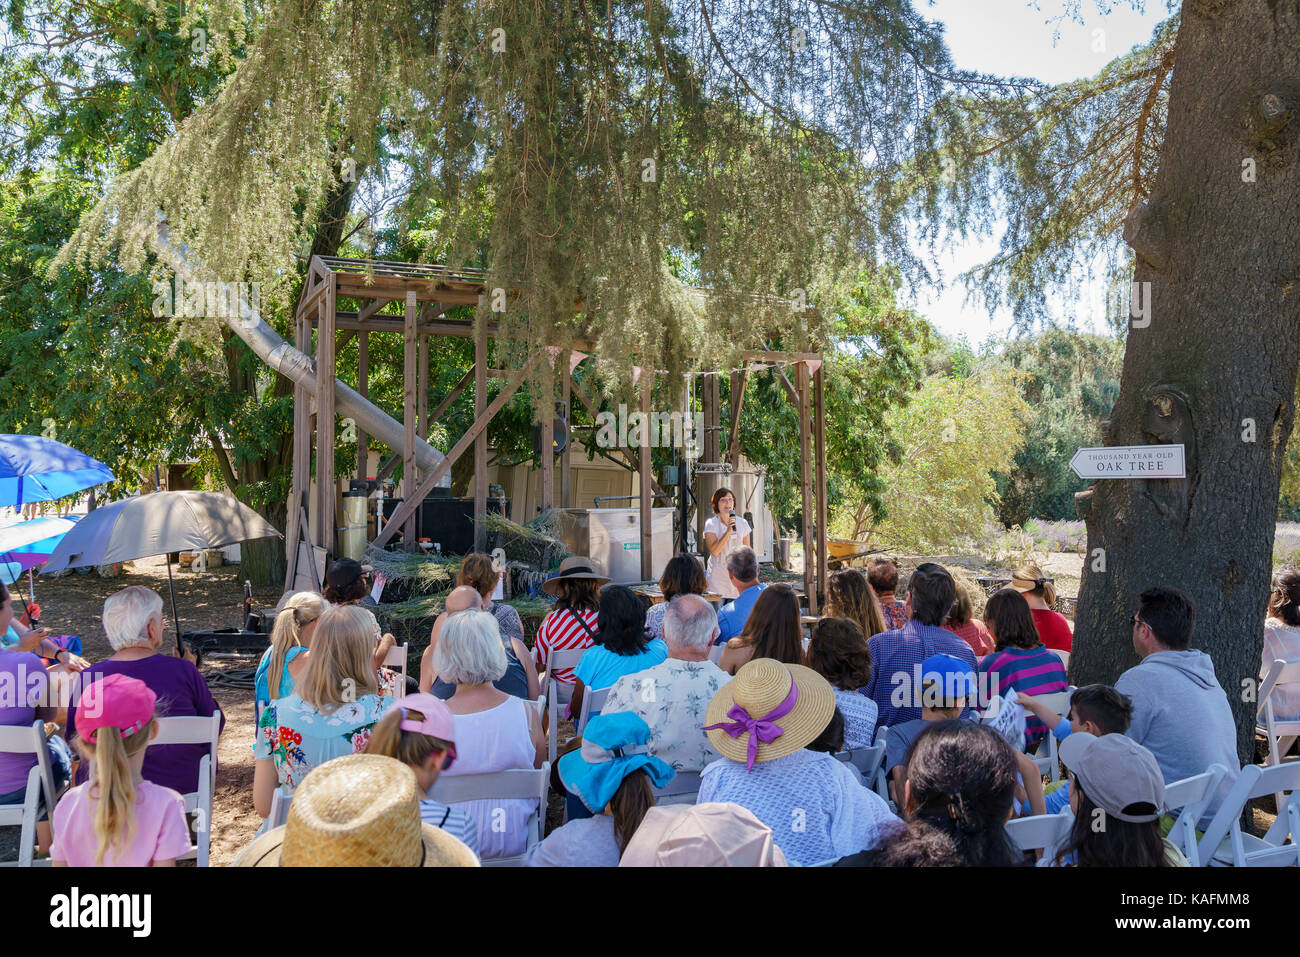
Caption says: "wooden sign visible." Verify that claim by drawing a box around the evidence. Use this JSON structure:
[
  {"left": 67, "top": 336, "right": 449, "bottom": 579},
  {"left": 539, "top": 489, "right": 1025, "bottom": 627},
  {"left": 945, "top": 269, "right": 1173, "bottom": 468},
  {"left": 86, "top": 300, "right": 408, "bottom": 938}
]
[{"left": 1069, "top": 444, "right": 1185, "bottom": 479}]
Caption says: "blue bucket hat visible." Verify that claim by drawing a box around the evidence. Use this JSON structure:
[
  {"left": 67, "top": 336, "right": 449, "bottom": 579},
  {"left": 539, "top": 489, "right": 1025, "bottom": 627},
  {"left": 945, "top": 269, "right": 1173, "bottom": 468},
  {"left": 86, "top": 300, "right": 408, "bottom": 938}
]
[{"left": 559, "top": 712, "right": 675, "bottom": 814}]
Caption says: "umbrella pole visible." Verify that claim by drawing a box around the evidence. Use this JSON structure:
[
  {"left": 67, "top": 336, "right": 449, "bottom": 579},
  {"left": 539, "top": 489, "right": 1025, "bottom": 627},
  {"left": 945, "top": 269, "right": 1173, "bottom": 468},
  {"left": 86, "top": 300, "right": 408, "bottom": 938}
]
[{"left": 166, "top": 552, "right": 182, "bottom": 652}]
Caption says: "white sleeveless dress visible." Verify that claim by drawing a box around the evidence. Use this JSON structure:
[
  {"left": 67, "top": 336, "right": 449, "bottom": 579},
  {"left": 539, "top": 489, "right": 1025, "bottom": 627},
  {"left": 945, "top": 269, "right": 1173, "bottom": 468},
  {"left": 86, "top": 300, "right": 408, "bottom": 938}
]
[
  {"left": 704, "top": 514, "right": 752, "bottom": 600},
  {"left": 443, "top": 696, "right": 539, "bottom": 860}
]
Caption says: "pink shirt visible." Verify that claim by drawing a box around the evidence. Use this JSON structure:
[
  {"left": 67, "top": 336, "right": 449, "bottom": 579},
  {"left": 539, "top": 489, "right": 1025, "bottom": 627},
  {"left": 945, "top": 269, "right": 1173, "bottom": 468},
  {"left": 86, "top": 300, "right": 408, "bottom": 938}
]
[{"left": 50, "top": 779, "right": 192, "bottom": 866}]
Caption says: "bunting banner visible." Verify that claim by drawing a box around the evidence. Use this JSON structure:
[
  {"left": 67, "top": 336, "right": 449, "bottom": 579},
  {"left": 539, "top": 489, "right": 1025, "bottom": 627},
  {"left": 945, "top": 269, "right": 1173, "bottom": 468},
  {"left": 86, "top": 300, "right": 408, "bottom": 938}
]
[{"left": 569, "top": 350, "right": 588, "bottom": 374}]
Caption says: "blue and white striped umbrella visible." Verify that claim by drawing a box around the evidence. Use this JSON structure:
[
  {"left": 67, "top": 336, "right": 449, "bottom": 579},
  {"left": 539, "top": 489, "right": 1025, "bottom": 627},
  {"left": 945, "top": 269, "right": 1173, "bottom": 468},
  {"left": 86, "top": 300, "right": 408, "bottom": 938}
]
[{"left": 0, "top": 434, "right": 114, "bottom": 508}]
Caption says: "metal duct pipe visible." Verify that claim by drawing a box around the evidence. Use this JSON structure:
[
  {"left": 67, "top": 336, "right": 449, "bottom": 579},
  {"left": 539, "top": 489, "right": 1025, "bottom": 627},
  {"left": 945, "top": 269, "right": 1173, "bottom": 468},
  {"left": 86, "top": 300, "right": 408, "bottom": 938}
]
[{"left": 155, "top": 219, "right": 448, "bottom": 476}]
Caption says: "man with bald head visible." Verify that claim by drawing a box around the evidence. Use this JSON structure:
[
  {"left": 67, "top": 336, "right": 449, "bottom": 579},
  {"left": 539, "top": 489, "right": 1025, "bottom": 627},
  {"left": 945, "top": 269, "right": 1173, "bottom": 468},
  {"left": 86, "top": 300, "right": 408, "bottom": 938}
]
[
  {"left": 418, "top": 585, "right": 483, "bottom": 693},
  {"left": 600, "top": 593, "right": 733, "bottom": 771}
]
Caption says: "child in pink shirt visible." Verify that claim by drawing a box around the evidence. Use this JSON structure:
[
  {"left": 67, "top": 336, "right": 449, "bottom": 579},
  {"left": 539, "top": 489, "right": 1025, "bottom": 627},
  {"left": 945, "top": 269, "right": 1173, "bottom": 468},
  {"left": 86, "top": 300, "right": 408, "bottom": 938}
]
[{"left": 50, "top": 674, "right": 192, "bottom": 867}]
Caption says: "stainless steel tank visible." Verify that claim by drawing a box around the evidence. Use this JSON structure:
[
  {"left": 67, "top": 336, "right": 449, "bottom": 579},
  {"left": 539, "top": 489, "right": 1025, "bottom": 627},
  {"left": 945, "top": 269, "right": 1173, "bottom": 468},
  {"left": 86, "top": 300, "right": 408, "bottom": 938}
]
[{"left": 338, "top": 491, "right": 368, "bottom": 560}]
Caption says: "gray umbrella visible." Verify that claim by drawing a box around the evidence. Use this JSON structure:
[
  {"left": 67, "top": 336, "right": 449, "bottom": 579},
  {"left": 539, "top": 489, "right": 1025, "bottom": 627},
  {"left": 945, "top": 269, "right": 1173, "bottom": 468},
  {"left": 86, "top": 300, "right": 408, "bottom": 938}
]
[{"left": 44, "top": 490, "right": 282, "bottom": 646}]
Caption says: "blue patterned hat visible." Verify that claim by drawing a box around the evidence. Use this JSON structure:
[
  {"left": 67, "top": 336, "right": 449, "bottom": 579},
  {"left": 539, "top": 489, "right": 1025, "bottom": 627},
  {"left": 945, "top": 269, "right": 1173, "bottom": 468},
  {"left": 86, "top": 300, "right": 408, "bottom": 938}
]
[{"left": 559, "top": 711, "right": 675, "bottom": 814}]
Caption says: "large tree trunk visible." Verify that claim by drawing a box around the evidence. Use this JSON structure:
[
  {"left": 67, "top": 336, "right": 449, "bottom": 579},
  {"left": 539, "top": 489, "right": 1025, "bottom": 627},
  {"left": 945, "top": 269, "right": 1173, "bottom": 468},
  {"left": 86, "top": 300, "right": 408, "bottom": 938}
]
[{"left": 1071, "top": 0, "right": 1300, "bottom": 762}]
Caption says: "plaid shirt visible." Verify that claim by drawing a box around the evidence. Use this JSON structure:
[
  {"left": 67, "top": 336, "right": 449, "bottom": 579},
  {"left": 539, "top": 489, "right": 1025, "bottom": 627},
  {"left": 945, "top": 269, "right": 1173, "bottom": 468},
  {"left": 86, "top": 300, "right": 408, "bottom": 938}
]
[{"left": 863, "top": 620, "right": 979, "bottom": 728}]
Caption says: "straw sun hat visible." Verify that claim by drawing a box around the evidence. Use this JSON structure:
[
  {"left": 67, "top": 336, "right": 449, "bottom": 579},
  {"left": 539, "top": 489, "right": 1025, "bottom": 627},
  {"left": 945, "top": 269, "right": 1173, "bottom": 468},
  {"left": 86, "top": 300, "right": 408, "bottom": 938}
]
[
  {"left": 541, "top": 555, "right": 612, "bottom": 597},
  {"left": 233, "top": 754, "right": 479, "bottom": 867},
  {"left": 704, "top": 659, "right": 836, "bottom": 769}
]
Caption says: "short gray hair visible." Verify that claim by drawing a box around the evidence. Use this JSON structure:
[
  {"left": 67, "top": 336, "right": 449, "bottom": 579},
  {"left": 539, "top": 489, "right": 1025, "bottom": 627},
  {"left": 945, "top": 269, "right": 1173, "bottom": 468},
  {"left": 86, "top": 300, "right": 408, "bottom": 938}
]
[
  {"left": 434, "top": 609, "right": 507, "bottom": 685},
  {"left": 664, "top": 594, "right": 717, "bottom": 650},
  {"left": 102, "top": 586, "right": 164, "bottom": 651},
  {"left": 726, "top": 547, "right": 758, "bottom": 583}
]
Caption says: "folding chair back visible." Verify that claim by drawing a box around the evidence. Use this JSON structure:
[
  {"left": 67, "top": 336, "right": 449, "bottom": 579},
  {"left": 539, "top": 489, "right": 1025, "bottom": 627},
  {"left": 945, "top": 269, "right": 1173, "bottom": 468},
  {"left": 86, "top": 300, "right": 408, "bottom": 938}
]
[
  {"left": 1257, "top": 658, "right": 1300, "bottom": 807},
  {"left": 1025, "top": 690, "right": 1072, "bottom": 782},
  {"left": 653, "top": 770, "right": 702, "bottom": 806},
  {"left": 543, "top": 648, "right": 587, "bottom": 765},
  {"left": 1006, "top": 811, "right": 1073, "bottom": 859},
  {"left": 708, "top": 643, "right": 726, "bottom": 664},
  {"left": 1052, "top": 649, "right": 1071, "bottom": 671},
  {"left": 267, "top": 786, "right": 293, "bottom": 830},
  {"left": 383, "top": 642, "right": 410, "bottom": 688},
  {"left": 152, "top": 714, "right": 222, "bottom": 866},
  {"left": 835, "top": 743, "right": 887, "bottom": 789},
  {"left": 1200, "top": 762, "right": 1300, "bottom": 867},
  {"left": 576, "top": 686, "right": 612, "bottom": 736},
  {"left": 0, "top": 721, "right": 59, "bottom": 867},
  {"left": 1163, "top": 765, "right": 1229, "bottom": 866},
  {"left": 871, "top": 726, "right": 893, "bottom": 805},
  {"left": 430, "top": 763, "right": 551, "bottom": 866}
]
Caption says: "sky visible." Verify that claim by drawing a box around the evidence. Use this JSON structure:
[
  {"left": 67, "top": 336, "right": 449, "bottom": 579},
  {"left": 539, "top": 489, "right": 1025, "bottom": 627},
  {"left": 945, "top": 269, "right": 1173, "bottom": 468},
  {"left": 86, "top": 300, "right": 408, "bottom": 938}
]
[{"left": 913, "top": 0, "right": 1175, "bottom": 343}]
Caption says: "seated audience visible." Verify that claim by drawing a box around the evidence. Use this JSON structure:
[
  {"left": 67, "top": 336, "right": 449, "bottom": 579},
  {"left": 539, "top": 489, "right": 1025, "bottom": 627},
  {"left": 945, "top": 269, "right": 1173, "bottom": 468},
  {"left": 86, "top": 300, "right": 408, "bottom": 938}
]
[
  {"left": 1010, "top": 564, "right": 1073, "bottom": 653},
  {"left": 864, "top": 563, "right": 977, "bottom": 727},
  {"left": 979, "top": 588, "right": 1068, "bottom": 750},
  {"left": 718, "top": 583, "right": 804, "bottom": 676},
  {"left": 527, "top": 712, "right": 673, "bottom": 867},
  {"left": 1262, "top": 566, "right": 1300, "bottom": 720},
  {"left": 234, "top": 754, "right": 478, "bottom": 867},
  {"left": 534, "top": 556, "right": 607, "bottom": 690},
  {"left": 1115, "top": 587, "right": 1237, "bottom": 827},
  {"left": 67, "top": 586, "right": 224, "bottom": 797},
  {"left": 716, "top": 547, "right": 767, "bottom": 644},
  {"left": 0, "top": 583, "right": 72, "bottom": 856},
  {"left": 323, "top": 558, "right": 398, "bottom": 679},
  {"left": 51, "top": 675, "right": 191, "bottom": 867},
  {"left": 452, "top": 552, "right": 538, "bottom": 699},
  {"left": 571, "top": 585, "right": 667, "bottom": 723},
  {"left": 254, "top": 591, "right": 327, "bottom": 705},
  {"left": 805, "top": 617, "right": 878, "bottom": 749},
  {"left": 1054, "top": 732, "right": 1189, "bottom": 867},
  {"left": 697, "top": 658, "right": 898, "bottom": 866},
  {"left": 867, "top": 558, "right": 908, "bottom": 631},
  {"left": 943, "top": 584, "right": 993, "bottom": 657},
  {"left": 824, "top": 567, "right": 887, "bottom": 640},
  {"left": 645, "top": 553, "right": 708, "bottom": 643},
  {"left": 836, "top": 720, "right": 1024, "bottom": 867},
  {"left": 1017, "top": 683, "right": 1133, "bottom": 815},
  {"left": 619, "top": 802, "right": 789, "bottom": 866},
  {"left": 364, "top": 693, "right": 478, "bottom": 855},
  {"left": 886, "top": 653, "right": 978, "bottom": 807},
  {"left": 420, "top": 585, "right": 483, "bottom": 693},
  {"left": 253, "top": 605, "right": 387, "bottom": 818},
  {"left": 602, "top": 594, "right": 732, "bottom": 772},
  {"left": 437, "top": 609, "right": 545, "bottom": 860}
]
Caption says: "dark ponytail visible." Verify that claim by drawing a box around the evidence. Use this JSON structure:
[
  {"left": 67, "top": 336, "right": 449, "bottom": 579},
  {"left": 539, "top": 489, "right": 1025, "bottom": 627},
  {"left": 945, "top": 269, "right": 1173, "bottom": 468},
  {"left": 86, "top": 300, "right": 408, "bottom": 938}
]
[{"left": 609, "top": 769, "right": 655, "bottom": 856}]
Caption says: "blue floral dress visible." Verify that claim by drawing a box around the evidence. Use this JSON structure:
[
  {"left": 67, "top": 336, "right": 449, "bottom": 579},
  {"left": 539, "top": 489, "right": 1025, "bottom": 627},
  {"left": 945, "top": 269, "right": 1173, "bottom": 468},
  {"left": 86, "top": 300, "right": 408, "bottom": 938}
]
[{"left": 254, "top": 693, "right": 388, "bottom": 791}]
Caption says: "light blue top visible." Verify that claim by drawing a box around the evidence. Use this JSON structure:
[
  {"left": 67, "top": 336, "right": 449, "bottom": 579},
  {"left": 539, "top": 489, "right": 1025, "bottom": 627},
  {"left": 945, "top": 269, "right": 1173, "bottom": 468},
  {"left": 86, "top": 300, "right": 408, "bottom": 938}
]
[
  {"left": 574, "top": 639, "right": 668, "bottom": 690},
  {"left": 1, "top": 625, "right": 19, "bottom": 648},
  {"left": 717, "top": 583, "right": 767, "bottom": 644},
  {"left": 254, "top": 645, "right": 307, "bottom": 705}
]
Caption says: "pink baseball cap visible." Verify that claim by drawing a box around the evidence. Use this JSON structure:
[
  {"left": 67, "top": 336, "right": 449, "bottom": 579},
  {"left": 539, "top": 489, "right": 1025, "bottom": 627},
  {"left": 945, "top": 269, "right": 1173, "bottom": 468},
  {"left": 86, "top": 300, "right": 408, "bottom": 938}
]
[
  {"left": 386, "top": 693, "right": 457, "bottom": 766},
  {"left": 77, "top": 674, "right": 157, "bottom": 743}
]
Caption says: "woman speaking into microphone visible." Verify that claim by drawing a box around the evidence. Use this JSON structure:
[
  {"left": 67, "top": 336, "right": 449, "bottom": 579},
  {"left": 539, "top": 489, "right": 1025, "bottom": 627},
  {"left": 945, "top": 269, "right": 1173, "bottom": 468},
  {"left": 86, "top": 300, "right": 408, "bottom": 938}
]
[{"left": 703, "top": 487, "right": 752, "bottom": 600}]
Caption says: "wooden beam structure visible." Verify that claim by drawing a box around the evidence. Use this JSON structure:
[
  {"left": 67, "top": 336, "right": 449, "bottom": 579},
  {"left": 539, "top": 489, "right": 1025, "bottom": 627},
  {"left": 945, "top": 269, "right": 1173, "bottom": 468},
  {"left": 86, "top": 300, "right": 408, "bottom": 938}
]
[
  {"left": 316, "top": 282, "right": 337, "bottom": 554},
  {"left": 561, "top": 354, "right": 572, "bottom": 508},
  {"left": 474, "top": 300, "right": 488, "bottom": 552},
  {"left": 402, "top": 291, "right": 419, "bottom": 545},
  {"left": 796, "top": 360, "right": 815, "bottom": 613},
  {"left": 355, "top": 330, "right": 369, "bottom": 479},
  {"left": 727, "top": 362, "right": 748, "bottom": 468},
  {"left": 639, "top": 359, "right": 653, "bottom": 579},
  {"left": 814, "top": 364, "right": 829, "bottom": 608}
]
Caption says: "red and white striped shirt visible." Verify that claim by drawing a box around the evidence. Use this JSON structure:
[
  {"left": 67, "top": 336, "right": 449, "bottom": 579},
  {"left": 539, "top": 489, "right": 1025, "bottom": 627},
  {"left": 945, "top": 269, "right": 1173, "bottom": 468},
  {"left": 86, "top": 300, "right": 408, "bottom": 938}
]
[{"left": 535, "top": 608, "right": 599, "bottom": 685}]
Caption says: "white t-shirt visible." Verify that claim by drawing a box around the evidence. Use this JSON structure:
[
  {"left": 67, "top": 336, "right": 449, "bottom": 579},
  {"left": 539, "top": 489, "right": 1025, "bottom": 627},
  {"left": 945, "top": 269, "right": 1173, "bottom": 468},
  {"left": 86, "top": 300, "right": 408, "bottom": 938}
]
[
  {"left": 1263, "top": 619, "right": 1300, "bottom": 719},
  {"left": 704, "top": 513, "right": 752, "bottom": 599}
]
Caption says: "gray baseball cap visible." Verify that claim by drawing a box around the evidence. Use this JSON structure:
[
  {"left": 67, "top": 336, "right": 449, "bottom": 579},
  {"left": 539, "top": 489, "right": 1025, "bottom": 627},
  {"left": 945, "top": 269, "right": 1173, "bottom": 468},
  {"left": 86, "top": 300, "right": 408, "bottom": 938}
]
[{"left": 1059, "top": 732, "right": 1165, "bottom": 823}]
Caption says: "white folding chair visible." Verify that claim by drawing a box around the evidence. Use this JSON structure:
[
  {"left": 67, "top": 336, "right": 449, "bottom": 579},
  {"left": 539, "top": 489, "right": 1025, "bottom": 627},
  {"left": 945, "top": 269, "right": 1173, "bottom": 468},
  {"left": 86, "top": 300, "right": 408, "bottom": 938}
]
[
  {"left": 708, "top": 643, "right": 726, "bottom": 665},
  {"left": 1006, "top": 810, "right": 1074, "bottom": 860},
  {"left": 430, "top": 763, "right": 551, "bottom": 866},
  {"left": 152, "top": 713, "right": 222, "bottom": 866},
  {"left": 576, "top": 686, "right": 612, "bottom": 736},
  {"left": 652, "top": 769, "right": 702, "bottom": 806},
  {"left": 0, "top": 721, "right": 60, "bottom": 867},
  {"left": 265, "top": 786, "right": 293, "bottom": 831},
  {"left": 835, "top": 741, "right": 887, "bottom": 794},
  {"left": 1163, "top": 765, "right": 1230, "bottom": 867},
  {"left": 1199, "top": 762, "right": 1300, "bottom": 866},
  {"left": 1024, "top": 690, "right": 1073, "bottom": 783},
  {"left": 540, "top": 648, "right": 587, "bottom": 765},
  {"left": 1052, "top": 649, "right": 1071, "bottom": 671},
  {"left": 383, "top": 641, "right": 410, "bottom": 688},
  {"left": 1257, "top": 658, "right": 1300, "bottom": 809}
]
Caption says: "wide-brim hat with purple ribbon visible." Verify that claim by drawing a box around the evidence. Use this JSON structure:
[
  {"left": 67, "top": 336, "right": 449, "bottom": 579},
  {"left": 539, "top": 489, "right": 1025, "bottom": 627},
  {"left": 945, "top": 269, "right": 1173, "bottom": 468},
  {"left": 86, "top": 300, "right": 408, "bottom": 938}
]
[{"left": 704, "top": 659, "right": 835, "bottom": 769}]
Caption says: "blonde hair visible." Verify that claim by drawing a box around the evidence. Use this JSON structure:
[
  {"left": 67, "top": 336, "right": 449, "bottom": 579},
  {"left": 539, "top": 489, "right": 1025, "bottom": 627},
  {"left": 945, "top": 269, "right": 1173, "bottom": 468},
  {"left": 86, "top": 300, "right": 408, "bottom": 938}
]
[
  {"left": 297, "top": 605, "right": 379, "bottom": 713},
  {"left": 1013, "top": 564, "right": 1057, "bottom": 607},
  {"left": 267, "top": 592, "right": 328, "bottom": 698},
  {"left": 365, "top": 707, "right": 453, "bottom": 770},
  {"left": 75, "top": 716, "right": 156, "bottom": 865}
]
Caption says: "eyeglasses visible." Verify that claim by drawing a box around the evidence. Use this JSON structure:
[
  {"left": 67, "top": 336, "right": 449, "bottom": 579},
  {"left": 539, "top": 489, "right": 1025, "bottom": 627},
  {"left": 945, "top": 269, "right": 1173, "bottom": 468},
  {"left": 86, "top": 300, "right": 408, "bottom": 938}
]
[{"left": 1132, "top": 614, "right": 1146, "bottom": 629}]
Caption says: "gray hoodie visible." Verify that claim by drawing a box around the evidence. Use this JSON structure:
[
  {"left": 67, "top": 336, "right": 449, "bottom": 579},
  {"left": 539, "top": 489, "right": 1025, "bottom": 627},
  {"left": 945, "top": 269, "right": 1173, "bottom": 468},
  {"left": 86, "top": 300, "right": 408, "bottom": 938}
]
[{"left": 1114, "top": 650, "right": 1239, "bottom": 825}]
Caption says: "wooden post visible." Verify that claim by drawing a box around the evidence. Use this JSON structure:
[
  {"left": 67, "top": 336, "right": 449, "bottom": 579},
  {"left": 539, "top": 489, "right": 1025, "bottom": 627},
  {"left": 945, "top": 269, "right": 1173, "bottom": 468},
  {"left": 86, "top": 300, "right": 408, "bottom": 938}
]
[
  {"left": 418, "top": 334, "right": 429, "bottom": 440},
  {"left": 473, "top": 296, "right": 488, "bottom": 552},
  {"left": 727, "top": 362, "right": 748, "bottom": 468},
  {"left": 285, "top": 312, "right": 310, "bottom": 592},
  {"left": 796, "top": 360, "right": 815, "bottom": 613},
  {"left": 560, "top": 353, "right": 572, "bottom": 508},
  {"left": 356, "top": 330, "right": 369, "bottom": 480},
  {"left": 403, "top": 290, "right": 418, "bottom": 547},
  {"left": 814, "top": 362, "right": 829, "bottom": 610},
  {"left": 316, "top": 283, "right": 336, "bottom": 557},
  {"left": 541, "top": 373, "right": 554, "bottom": 512},
  {"left": 704, "top": 372, "right": 721, "bottom": 462},
  {"left": 640, "top": 361, "right": 653, "bottom": 580}
]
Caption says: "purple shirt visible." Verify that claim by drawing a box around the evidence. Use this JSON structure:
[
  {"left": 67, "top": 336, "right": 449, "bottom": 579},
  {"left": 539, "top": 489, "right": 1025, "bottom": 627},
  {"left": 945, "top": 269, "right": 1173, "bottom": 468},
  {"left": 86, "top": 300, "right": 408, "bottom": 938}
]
[
  {"left": 0, "top": 650, "right": 51, "bottom": 793},
  {"left": 66, "top": 655, "right": 224, "bottom": 795}
]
